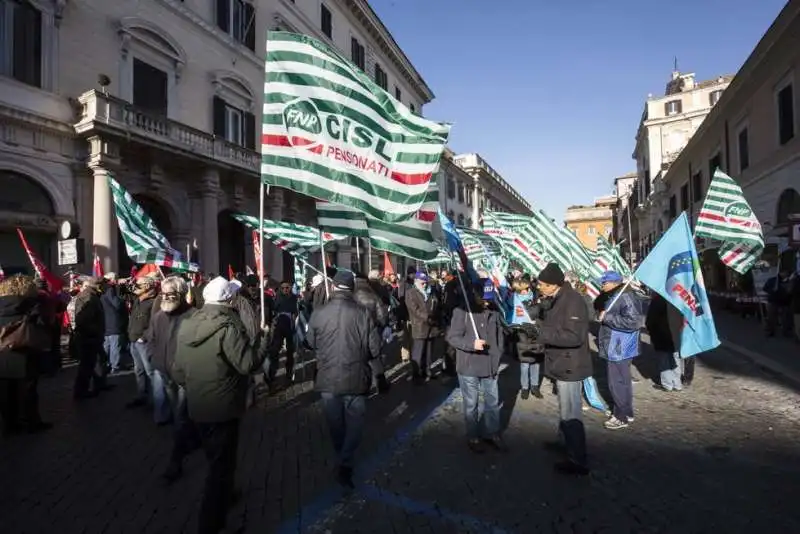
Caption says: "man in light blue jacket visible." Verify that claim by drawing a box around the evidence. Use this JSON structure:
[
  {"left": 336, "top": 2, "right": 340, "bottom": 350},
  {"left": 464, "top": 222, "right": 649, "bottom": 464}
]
[{"left": 597, "top": 271, "right": 643, "bottom": 430}]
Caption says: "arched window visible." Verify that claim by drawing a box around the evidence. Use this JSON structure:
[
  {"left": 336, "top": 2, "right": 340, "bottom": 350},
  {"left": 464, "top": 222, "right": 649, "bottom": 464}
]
[
  {"left": 447, "top": 209, "right": 455, "bottom": 222},
  {"left": 0, "top": 171, "right": 55, "bottom": 214},
  {"left": 467, "top": 218, "right": 473, "bottom": 228},
  {"left": 776, "top": 188, "right": 800, "bottom": 225}
]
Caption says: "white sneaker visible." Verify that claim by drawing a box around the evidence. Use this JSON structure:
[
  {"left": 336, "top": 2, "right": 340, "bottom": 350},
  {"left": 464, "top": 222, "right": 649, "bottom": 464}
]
[
  {"left": 628, "top": 417, "right": 635, "bottom": 423},
  {"left": 604, "top": 417, "right": 629, "bottom": 430}
]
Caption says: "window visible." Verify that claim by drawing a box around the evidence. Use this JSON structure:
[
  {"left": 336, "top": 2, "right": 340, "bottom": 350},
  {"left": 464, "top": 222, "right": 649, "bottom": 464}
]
[
  {"left": 457, "top": 182, "right": 464, "bottom": 203},
  {"left": 664, "top": 100, "right": 682, "bottom": 116},
  {"left": 133, "top": 59, "right": 168, "bottom": 116},
  {"left": 467, "top": 218, "right": 473, "bottom": 228},
  {"left": 708, "top": 153, "right": 721, "bottom": 180},
  {"left": 457, "top": 214, "right": 465, "bottom": 226},
  {"left": 738, "top": 127, "right": 750, "bottom": 171},
  {"left": 213, "top": 96, "right": 256, "bottom": 149},
  {"left": 466, "top": 186, "right": 473, "bottom": 207},
  {"left": 587, "top": 225, "right": 596, "bottom": 236},
  {"left": 217, "top": 0, "right": 255, "bottom": 51},
  {"left": 604, "top": 225, "right": 612, "bottom": 236},
  {"left": 394, "top": 86, "right": 402, "bottom": 102},
  {"left": 446, "top": 178, "right": 455, "bottom": 200},
  {"left": 680, "top": 183, "right": 689, "bottom": 211},
  {"left": 320, "top": 4, "right": 332, "bottom": 39},
  {"left": 447, "top": 210, "right": 455, "bottom": 223},
  {"left": 410, "top": 103, "right": 416, "bottom": 114},
  {"left": 668, "top": 195, "right": 677, "bottom": 219},
  {"left": 374, "top": 64, "right": 387, "bottom": 90},
  {"left": 692, "top": 171, "right": 703, "bottom": 203},
  {"left": 1, "top": 0, "right": 42, "bottom": 88},
  {"left": 644, "top": 169, "right": 651, "bottom": 198},
  {"left": 777, "top": 83, "right": 795, "bottom": 145},
  {"left": 709, "top": 90, "right": 723, "bottom": 106},
  {"left": 351, "top": 37, "right": 365, "bottom": 70}
]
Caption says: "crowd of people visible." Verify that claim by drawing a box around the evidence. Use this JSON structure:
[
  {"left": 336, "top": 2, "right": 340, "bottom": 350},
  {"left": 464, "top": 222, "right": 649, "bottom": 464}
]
[{"left": 0, "top": 260, "right": 698, "bottom": 533}]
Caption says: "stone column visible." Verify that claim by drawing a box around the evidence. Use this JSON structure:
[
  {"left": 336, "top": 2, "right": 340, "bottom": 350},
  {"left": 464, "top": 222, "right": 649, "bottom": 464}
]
[
  {"left": 268, "top": 187, "right": 284, "bottom": 280},
  {"left": 88, "top": 135, "right": 120, "bottom": 274},
  {"left": 472, "top": 180, "right": 481, "bottom": 227},
  {"left": 200, "top": 169, "right": 220, "bottom": 275}
]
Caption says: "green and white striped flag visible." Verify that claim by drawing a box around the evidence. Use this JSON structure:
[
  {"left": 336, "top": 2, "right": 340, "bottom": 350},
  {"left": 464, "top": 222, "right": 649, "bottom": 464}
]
[
  {"left": 262, "top": 31, "right": 451, "bottom": 223},
  {"left": 232, "top": 214, "right": 343, "bottom": 257},
  {"left": 293, "top": 257, "right": 307, "bottom": 290},
  {"left": 695, "top": 169, "right": 764, "bottom": 273},
  {"left": 425, "top": 248, "right": 452, "bottom": 266},
  {"left": 108, "top": 177, "right": 197, "bottom": 271},
  {"left": 459, "top": 227, "right": 504, "bottom": 269},
  {"left": 481, "top": 211, "right": 548, "bottom": 275},
  {"left": 594, "top": 236, "right": 632, "bottom": 277},
  {"left": 315, "top": 181, "right": 440, "bottom": 261}
]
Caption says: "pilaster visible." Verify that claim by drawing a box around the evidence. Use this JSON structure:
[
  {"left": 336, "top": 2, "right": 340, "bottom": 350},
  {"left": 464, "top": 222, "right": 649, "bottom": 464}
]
[{"left": 200, "top": 168, "right": 220, "bottom": 274}]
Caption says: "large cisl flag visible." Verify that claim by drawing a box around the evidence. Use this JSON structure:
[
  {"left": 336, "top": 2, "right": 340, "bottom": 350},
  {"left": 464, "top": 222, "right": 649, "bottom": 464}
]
[
  {"left": 635, "top": 212, "right": 720, "bottom": 358},
  {"left": 261, "top": 31, "right": 451, "bottom": 223}
]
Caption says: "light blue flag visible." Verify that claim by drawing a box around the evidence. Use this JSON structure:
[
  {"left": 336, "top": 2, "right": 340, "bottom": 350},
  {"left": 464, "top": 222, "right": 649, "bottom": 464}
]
[
  {"left": 634, "top": 212, "right": 720, "bottom": 358},
  {"left": 507, "top": 292, "right": 533, "bottom": 325}
]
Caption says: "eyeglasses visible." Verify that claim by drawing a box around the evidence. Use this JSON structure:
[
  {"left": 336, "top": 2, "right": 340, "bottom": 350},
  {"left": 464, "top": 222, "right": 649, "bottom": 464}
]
[
  {"left": 162, "top": 292, "right": 179, "bottom": 299},
  {"left": 280, "top": 286, "right": 291, "bottom": 291}
]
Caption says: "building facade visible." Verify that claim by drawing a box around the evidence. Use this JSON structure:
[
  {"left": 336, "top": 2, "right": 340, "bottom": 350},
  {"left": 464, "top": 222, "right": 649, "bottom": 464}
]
[
  {"left": 613, "top": 171, "right": 638, "bottom": 263},
  {"left": 654, "top": 0, "right": 800, "bottom": 288},
  {"left": 564, "top": 195, "right": 616, "bottom": 250},
  {"left": 0, "top": 0, "right": 435, "bottom": 279},
  {"left": 631, "top": 68, "right": 732, "bottom": 256},
  {"left": 449, "top": 152, "right": 532, "bottom": 225}
]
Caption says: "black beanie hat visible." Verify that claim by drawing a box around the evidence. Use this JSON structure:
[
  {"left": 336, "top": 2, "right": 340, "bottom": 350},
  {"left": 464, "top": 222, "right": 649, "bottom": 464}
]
[{"left": 538, "top": 263, "right": 565, "bottom": 286}]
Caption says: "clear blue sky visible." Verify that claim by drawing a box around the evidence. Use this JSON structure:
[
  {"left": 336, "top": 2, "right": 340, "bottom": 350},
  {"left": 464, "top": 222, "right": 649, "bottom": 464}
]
[{"left": 370, "top": 0, "right": 788, "bottom": 221}]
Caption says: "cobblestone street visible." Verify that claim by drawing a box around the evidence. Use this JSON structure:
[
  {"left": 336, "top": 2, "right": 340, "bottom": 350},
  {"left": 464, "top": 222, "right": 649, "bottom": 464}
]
[{"left": 2, "top": 319, "right": 800, "bottom": 534}]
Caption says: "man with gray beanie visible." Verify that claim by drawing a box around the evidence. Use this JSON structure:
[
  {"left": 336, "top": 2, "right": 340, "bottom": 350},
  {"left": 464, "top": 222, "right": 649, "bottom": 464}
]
[
  {"left": 524, "top": 262, "right": 592, "bottom": 475},
  {"left": 306, "top": 269, "right": 381, "bottom": 490}
]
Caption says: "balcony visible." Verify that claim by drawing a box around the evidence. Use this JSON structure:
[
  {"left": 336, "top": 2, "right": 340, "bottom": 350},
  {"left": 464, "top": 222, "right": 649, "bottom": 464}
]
[{"left": 73, "top": 90, "right": 259, "bottom": 175}]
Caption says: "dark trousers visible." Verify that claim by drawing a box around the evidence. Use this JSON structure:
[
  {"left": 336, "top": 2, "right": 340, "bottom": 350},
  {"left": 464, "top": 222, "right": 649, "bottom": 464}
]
[
  {"left": 0, "top": 377, "right": 41, "bottom": 431},
  {"left": 165, "top": 380, "right": 199, "bottom": 468},
  {"left": 682, "top": 356, "right": 696, "bottom": 384},
  {"left": 73, "top": 336, "right": 106, "bottom": 398},
  {"left": 268, "top": 316, "right": 295, "bottom": 381},
  {"left": 411, "top": 338, "right": 434, "bottom": 378},
  {"left": 607, "top": 359, "right": 634, "bottom": 422},
  {"left": 197, "top": 419, "right": 240, "bottom": 534},
  {"left": 320, "top": 393, "right": 366, "bottom": 469}
]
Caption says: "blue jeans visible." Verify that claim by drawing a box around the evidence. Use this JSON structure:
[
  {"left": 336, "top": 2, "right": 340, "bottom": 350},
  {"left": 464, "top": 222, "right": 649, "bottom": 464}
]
[
  {"left": 151, "top": 370, "right": 174, "bottom": 424},
  {"left": 520, "top": 361, "right": 540, "bottom": 390},
  {"left": 658, "top": 351, "right": 683, "bottom": 391},
  {"left": 457, "top": 374, "right": 500, "bottom": 440},
  {"left": 556, "top": 380, "right": 587, "bottom": 467},
  {"left": 130, "top": 341, "right": 154, "bottom": 400},
  {"left": 320, "top": 393, "right": 366, "bottom": 469},
  {"left": 104, "top": 334, "right": 122, "bottom": 372}
]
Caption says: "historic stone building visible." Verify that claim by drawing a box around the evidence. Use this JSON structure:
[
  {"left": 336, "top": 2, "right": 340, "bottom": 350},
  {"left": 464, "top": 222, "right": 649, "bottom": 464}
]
[{"left": 0, "top": 0, "right": 435, "bottom": 279}]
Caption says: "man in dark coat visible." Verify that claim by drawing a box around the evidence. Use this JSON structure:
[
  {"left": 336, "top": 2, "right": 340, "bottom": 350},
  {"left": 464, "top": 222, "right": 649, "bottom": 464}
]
[
  {"left": 354, "top": 272, "right": 390, "bottom": 393},
  {"left": 306, "top": 270, "right": 381, "bottom": 490},
  {"left": 73, "top": 277, "right": 107, "bottom": 400},
  {"left": 267, "top": 280, "right": 299, "bottom": 384},
  {"left": 646, "top": 293, "right": 684, "bottom": 392},
  {"left": 127, "top": 276, "right": 158, "bottom": 409},
  {"left": 526, "top": 263, "right": 592, "bottom": 475},
  {"left": 405, "top": 272, "right": 441, "bottom": 383},
  {"left": 100, "top": 274, "right": 127, "bottom": 374},
  {"left": 172, "top": 276, "right": 269, "bottom": 534},
  {"left": 396, "top": 266, "right": 416, "bottom": 361}
]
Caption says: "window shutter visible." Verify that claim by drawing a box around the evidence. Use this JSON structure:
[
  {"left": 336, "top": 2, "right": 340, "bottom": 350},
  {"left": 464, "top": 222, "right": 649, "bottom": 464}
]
[
  {"left": 244, "top": 111, "right": 256, "bottom": 150},
  {"left": 663, "top": 102, "right": 669, "bottom": 115},
  {"left": 213, "top": 96, "right": 226, "bottom": 137},
  {"left": 216, "top": 0, "right": 230, "bottom": 32},
  {"left": 244, "top": 2, "right": 256, "bottom": 51}
]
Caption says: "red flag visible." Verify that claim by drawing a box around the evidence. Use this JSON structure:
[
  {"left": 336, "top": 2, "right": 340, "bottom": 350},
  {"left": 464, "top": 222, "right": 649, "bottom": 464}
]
[
  {"left": 93, "top": 250, "right": 104, "bottom": 277},
  {"left": 252, "top": 230, "right": 263, "bottom": 278},
  {"left": 16, "top": 228, "right": 63, "bottom": 292},
  {"left": 228, "top": 264, "right": 235, "bottom": 280},
  {"left": 135, "top": 264, "right": 158, "bottom": 278},
  {"left": 383, "top": 252, "right": 395, "bottom": 276}
]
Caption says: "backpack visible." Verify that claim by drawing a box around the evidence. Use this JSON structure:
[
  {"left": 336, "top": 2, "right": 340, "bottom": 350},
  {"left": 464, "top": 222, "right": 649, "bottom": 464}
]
[{"left": 0, "top": 317, "right": 49, "bottom": 353}]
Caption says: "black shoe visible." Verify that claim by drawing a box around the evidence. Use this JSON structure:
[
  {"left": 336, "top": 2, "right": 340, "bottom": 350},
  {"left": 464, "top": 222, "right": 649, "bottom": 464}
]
[
  {"left": 520, "top": 389, "right": 530, "bottom": 400},
  {"left": 160, "top": 463, "right": 183, "bottom": 485},
  {"left": 337, "top": 466, "right": 355, "bottom": 490},
  {"left": 74, "top": 391, "right": 99, "bottom": 401},
  {"left": 25, "top": 422, "right": 53, "bottom": 434},
  {"left": 483, "top": 436, "right": 509, "bottom": 453},
  {"left": 97, "top": 384, "right": 116, "bottom": 392},
  {"left": 551, "top": 383, "right": 559, "bottom": 395},
  {"left": 467, "top": 439, "right": 486, "bottom": 454},
  {"left": 125, "top": 398, "right": 146, "bottom": 409},
  {"left": 554, "top": 460, "right": 590, "bottom": 476},
  {"left": 542, "top": 441, "right": 566, "bottom": 454},
  {"left": 531, "top": 386, "right": 543, "bottom": 399}
]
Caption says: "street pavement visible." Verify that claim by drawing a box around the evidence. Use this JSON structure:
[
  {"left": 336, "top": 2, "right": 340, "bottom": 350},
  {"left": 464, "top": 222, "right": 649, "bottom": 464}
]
[{"left": 2, "top": 320, "right": 800, "bottom": 534}]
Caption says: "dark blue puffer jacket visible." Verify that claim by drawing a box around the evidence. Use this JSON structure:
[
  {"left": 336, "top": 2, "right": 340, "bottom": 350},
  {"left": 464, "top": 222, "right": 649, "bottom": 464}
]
[{"left": 100, "top": 286, "right": 126, "bottom": 336}]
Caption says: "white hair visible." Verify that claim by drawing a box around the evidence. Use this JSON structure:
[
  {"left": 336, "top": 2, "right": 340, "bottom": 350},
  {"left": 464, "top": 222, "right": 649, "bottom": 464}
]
[
  {"left": 161, "top": 276, "right": 188, "bottom": 295},
  {"left": 367, "top": 269, "right": 381, "bottom": 280}
]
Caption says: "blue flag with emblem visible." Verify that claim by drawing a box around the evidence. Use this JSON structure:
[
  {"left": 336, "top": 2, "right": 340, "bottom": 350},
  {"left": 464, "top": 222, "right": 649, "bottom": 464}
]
[
  {"left": 634, "top": 212, "right": 720, "bottom": 358},
  {"left": 507, "top": 292, "right": 533, "bottom": 325}
]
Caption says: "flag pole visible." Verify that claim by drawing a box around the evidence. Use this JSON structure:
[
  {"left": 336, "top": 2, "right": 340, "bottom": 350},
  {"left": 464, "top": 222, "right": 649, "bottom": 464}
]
[
  {"left": 355, "top": 238, "right": 361, "bottom": 271},
  {"left": 368, "top": 240, "right": 373, "bottom": 271},
  {"left": 320, "top": 229, "right": 329, "bottom": 299},
  {"left": 449, "top": 251, "right": 479, "bottom": 339},
  {"left": 626, "top": 200, "right": 635, "bottom": 270},
  {"left": 259, "top": 183, "right": 268, "bottom": 329}
]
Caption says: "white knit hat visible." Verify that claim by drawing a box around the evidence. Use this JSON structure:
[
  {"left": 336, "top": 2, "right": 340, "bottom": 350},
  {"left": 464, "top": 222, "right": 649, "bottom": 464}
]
[
  {"left": 202, "top": 276, "right": 233, "bottom": 304},
  {"left": 311, "top": 274, "right": 324, "bottom": 288}
]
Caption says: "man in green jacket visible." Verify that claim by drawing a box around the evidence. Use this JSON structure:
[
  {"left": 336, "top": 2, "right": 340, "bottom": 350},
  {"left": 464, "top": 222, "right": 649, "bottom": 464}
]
[{"left": 172, "top": 276, "right": 269, "bottom": 534}]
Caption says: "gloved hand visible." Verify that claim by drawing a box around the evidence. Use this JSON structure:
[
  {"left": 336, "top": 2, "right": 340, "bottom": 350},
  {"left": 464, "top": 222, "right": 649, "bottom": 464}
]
[{"left": 521, "top": 322, "right": 541, "bottom": 340}]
